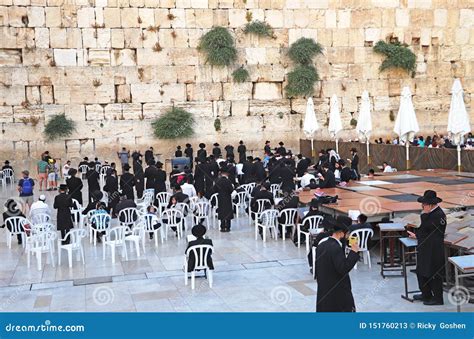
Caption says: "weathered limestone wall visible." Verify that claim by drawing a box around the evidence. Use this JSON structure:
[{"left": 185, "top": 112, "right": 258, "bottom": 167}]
[{"left": 0, "top": 0, "right": 473, "bottom": 170}]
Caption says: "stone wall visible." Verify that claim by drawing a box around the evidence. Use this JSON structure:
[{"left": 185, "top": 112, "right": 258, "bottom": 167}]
[{"left": 0, "top": 0, "right": 473, "bottom": 171}]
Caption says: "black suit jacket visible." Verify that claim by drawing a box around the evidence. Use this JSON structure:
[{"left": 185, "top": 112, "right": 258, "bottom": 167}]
[
  {"left": 54, "top": 193, "right": 74, "bottom": 231},
  {"left": 186, "top": 238, "right": 214, "bottom": 272}
]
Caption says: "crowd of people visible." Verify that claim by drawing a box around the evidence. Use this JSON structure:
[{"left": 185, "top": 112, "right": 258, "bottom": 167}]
[
  {"left": 373, "top": 132, "right": 474, "bottom": 149},
  {"left": 0, "top": 138, "right": 451, "bottom": 312}
]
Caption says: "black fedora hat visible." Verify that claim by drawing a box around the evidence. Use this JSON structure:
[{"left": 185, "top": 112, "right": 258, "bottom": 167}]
[{"left": 417, "top": 190, "right": 442, "bottom": 204}]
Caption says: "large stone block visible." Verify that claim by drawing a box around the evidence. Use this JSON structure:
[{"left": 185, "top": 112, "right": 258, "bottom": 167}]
[
  {"left": 131, "top": 83, "right": 162, "bottom": 103},
  {"left": 253, "top": 82, "right": 282, "bottom": 100},
  {"left": 54, "top": 49, "right": 77, "bottom": 66},
  {"left": 223, "top": 82, "right": 252, "bottom": 100}
]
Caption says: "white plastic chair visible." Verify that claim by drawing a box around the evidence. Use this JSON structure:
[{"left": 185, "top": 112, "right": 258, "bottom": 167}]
[
  {"left": 125, "top": 223, "right": 144, "bottom": 258},
  {"left": 118, "top": 207, "right": 139, "bottom": 229},
  {"left": 249, "top": 198, "right": 271, "bottom": 227},
  {"left": 156, "top": 192, "right": 171, "bottom": 216},
  {"left": 31, "top": 222, "right": 55, "bottom": 235},
  {"left": 209, "top": 193, "right": 219, "bottom": 228},
  {"left": 255, "top": 209, "right": 279, "bottom": 242},
  {"left": 58, "top": 229, "right": 87, "bottom": 268},
  {"left": 3, "top": 168, "right": 14, "bottom": 185},
  {"left": 161, "top": 208, "right": 184, "bottom": 240},
  {"left": 184, "top": 244, "right": 214, "bottom": 289},
  {"left": 135, "top": 188, "right": 155, "bottom": 210},
  {"left": 102, "top": 226, "right": 128, "bottom": 263},
  {"left": 71, "top": 199, "right": 84, "bottom": 229},
  {"left": 297, "top": 215, "right": 324, "bottom": 252},
  {"left": 100, "top": 166, "right": 111, "bottom": 176},
  {"left": 232, "top": 191, "right": 248, "bottom": 219},
  {"left": 89, "top": 213, "right": 111, "bottom": 246},
  {"left": 141, "top": 213, "right": 163, "bottom": 247},
  {"left": 79, "top": 164, "right": 89, "bottom": 179},
  {"left": 193, "top": 201, "right": 211, "bottom": 227},
  {"left": 348, "top": 228, "right": 374, "bottom": 269},
  {"left": 270, "top": 183, "right": 282, "bottom": 199},
  {"left": 30, "top": 213, "right": 51, "bottom": 225},
  {"left": 95, "top": 163, "right": 101, "bottom": 173},
  {"left": 26, "top": 230, "right": 57, "bottom": 270},
  {"left": 5, "top": 216, "right": 28, "bottom": 249},
  {"left": 278, "top": 208, "right": 298, "bottom": 240},
  {"left": 0, "top": 170, "right": 4, "bottom": 187}
]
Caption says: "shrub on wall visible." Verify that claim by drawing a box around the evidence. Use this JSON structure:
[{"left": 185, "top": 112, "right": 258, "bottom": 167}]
[
  {"left": 198, "top": 27, "right": 237, "bottom": 67},
  {"left": 244, "top": 20, "right": 273, "bottom": 38},
  {"left": 288, "top": 37, "right": 323, "bottom": 65},
  {"left": 152, "top": 107, "right": 194, "bottom": 139},
  {"left": 373, "top": 40, "right": 417, "bottom": 75},
  {"left": 44, "top": 114, "right": 75, "bottom": 141},
  {"left": 214, "top": 117, "right": 221, "bottom": 132},
  {"left": 285, "top": 65, "right": 319, "bottom": 98},
  {"left": 285, "top": 38, "right": 323, "bottom": 98},
  {"left": 232, "top": 66, "right": 250, "bottom": 83}
]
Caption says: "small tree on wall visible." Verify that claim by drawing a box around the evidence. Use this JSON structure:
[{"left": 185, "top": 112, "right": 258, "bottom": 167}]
[
  {"left": 373, "top": 40, "right": 417, "bottom": 76},
  {"left": 285, "top": 38, "right": 323, "bottom": 98},
  {"left": 198, "top": 27, "right": 237, "bottom": 67},
  {"left": 152, "top": 107, "right": 194, "bottom": 139},
  {"left": 44, "top": 114, "right": 76, "bottom": 141}
]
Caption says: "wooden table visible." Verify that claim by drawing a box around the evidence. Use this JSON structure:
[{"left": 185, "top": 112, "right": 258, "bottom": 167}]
[
  {"left": 399, "top": 237, "right": 419, "bottom": 302},
  {"left": 448, "top": 254, "right": 474, "bottom": 312},
  {"left": 378, "top": 223, "right": 406, "bottom": 278},
  {"left": 320, "top": 204, "right": 392, "bottom": 222}
]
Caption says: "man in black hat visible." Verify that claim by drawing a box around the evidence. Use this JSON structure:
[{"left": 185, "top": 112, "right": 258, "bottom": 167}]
[
  {"left": 186, "top": 223, "right": 214, "bottom": 272},
  {"left": 197, "top": 143, "right": 207, "bottom": 164},
  {"left": 175, "top": 145, "right": 183, "bottom": 158},
  {"left": 212, "top": 143, "right": 221, "bottom": 158},
  {"left": 87, "top": 161, "right": 100, "bottom": 203},
  {"left": 144, "top": 147, "right": 154, "bottom": 165},
  {"left": 2, "top": 160, "right": 12, "bottom": 171},
  {"left": 253, "top": 157, "right": 266, "bottom": 183},
  {"left": 242, "top": 156, "right": 255, "bottom": 184},
  {"left": 213, "top": 166, "right": 234, "bottom": 232},
  {"left": 264, "top": 140, "right": 271, "bottom": 155},
  {"left": 407, "top": 190, "right": 446, "bottom": 306},
  {"left": 120, "top": 164, "right": 135, "bottom": 200},
  {"left": 103, "top": 169, "right": 119, "bottom": 217},
  {"left": 277, "top": 141, "right": 286, "bottom": 156},
  {"left": 54, "top": 184, "right": 74, "bottom": 244},
  {"left": 237, "top": 140, "right": 246, "bottom": 164},
  {"left": 184, "top": 143, "right": 193, "bottom": 169},
  {"left": 224, "top": 144, "right": 234, "bottom": 160},
  {"left": 350, "top": 148, "right": 360, "bottom": 180},
  {"left": 315, "top": 216, "right": 360, "bottom": 312}
]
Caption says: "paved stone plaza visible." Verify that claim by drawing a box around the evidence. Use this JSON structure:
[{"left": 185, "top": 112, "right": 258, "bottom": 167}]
[{"left": 0, "top": 184, "right": 470, "bottom": 313}]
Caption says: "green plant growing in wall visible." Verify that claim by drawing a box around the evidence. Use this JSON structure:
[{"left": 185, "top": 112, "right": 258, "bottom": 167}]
[
  {"left": 285, "top": 38, "right": 323, "bottom": 98},
  {"left": 389, "top": 110, "right": 395, "bottom": 122},
  {"left": 277, "top": 112, "right": 284, "bottom": 119},
  {"left": 373, "top": 40, "right": 417, "bottom": 75},
  {"left": 198, "top": 27, "right": 237, "bottom": 67},
  {"left": 44, "top": 114, "right": 76, "bottom": 141},
  {"left": 152, "top": 107, "right": 194, "bottom": 139},
  {"left": 244, "top": 20, "right": 273, "bottom": 38},
  {"left": 288, "top": 37, "right": 323, "bottom": 65},
  {"left": 350, "top": 118, "right": 358, "bottom": 128},
  {"left": 232, "top": 66, "right": 250, "bottom": 83},
  {"left": 285, "top": 65, "right": 319, "bottom": 98},
  {"left": 214, "top": 117, "right": 221, "bottom": 132}
]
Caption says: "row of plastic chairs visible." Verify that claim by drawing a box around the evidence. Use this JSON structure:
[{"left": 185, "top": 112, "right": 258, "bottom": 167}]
[{"left": 0, "top": 169, "right": 15, "bottom": 187}]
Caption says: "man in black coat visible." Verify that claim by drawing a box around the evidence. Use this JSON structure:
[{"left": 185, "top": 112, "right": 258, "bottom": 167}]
[
  {"left": 296, "top": 154, "right": 311, "bottom": 177},
  {"left": 144, "top": 147, "right": 154, "bottom": 164},
  {"left": 350, "top": 148, "right": 360, "bottom": 180},
  {"left": 253, "top": 157, "right": 266, "bottom": 183},
  {"left": 155, "top": 162, "right": 167, "bottom": 193},
  {"left": 318, "top": 163, "right": 336, "bottom": 188},
  {"left": 250, "top": 182, "right": 274, "bottom": 220},
  {"left": 212, "top": 143, "right": 221, "bottom": 158},
  {"left": 87, "top": 162, "right": 100, "bottom": 203},
  {"left": 242, "top": 156, "right": 255, "bottom": 184},
  {"left": 237, "top": 140, "right": 246, "bottom": 164},
  {"left": 104, "top": 169, "right": 120, "bottom": 217},
  {"left": 134, "top": 159, "right": 145, "bottom": 199},
  {"left": 184, "top": 143, "right": 193, "bottom": 169},
  {"left": 186, "top": 223, "right": 214, "bottom": 272},
  {"left": 315, "top": 217, "right": 360, "bottom": 312},
  {"left": 407, "top": 190, "right": 447, "bottom": 306},
  {"left": 277, "top": 141, "right": 286, "bottom": 156},
  {"left": 214, "top": 166, "right": 234, "bottom": 232},
  {"left": 224, "top": 144, "right": 234, "bottom": 159},
  {"left": 197, "top": 143, "right": 207, "bottom": 164},
  {"left": 66, "top": 168, "right": 83, "bottom": 205},
  {"left": 120, "top": 164, "right": 135, "bottom": 200},
  {"left": 194, "top": 159, "right": 206, "bottom": 195},
  {"left": 279, "top": 162, "right": 295, "bottom": 193},
  {"left": 54, "top": 184, "right": 74, "bottom": 244}
]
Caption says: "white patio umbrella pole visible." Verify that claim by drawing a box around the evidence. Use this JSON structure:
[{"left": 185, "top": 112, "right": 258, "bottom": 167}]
[
  {"left": 457, "top": 143, "right": 462, "bottom": 172},
  {"left": 366, "top": 139, "right": 370, "bottom": 165},
  {"left": 405, "top": 141, "right": 410, "bottom": 170},
  {"left": 335, "top": 138, "right": 339, "bottom": 154},
  {"left": 311, "top": 138, "right": 314, "bottom": 158}
]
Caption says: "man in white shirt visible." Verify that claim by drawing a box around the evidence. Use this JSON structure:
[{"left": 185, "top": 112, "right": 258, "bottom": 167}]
[
  {"left": 300, "top": 170, "right": 317, "bottom": 188},
  {"left": 382, "top": 162, "right": 393, "bottom": 173},
  {"left": 29, "top": 194, "right": 51, "bottom": 219},
  {"left": 181, "top": 178, "right": 197, "bottom": 198}
]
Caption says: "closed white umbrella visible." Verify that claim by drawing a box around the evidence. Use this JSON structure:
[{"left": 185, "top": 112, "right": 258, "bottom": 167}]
[
  {"left": 303, "top": 97, "right": 319, "bottom": 158},
  {"left": 447, "top": 79, "right": 471, "bottom": 171},
  {"left": 393, "top": 86, "right": 419, "bottom": 170},
  {"left": 328, "top": 94, "right": 343, "bottom": 153},
  {"left": 356, "top": 90, "right": 372, "bottom": 164}
]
